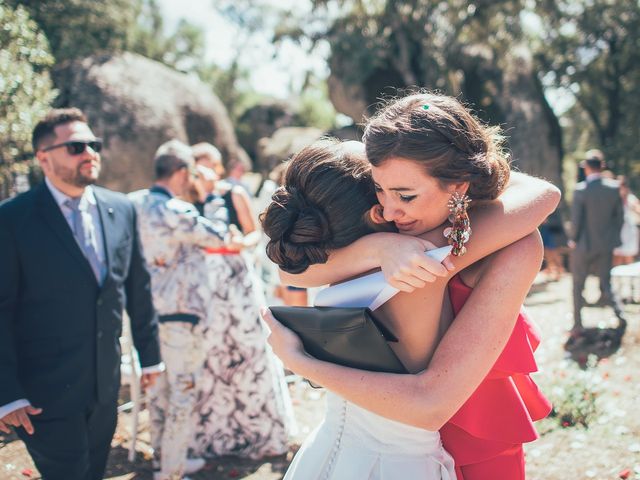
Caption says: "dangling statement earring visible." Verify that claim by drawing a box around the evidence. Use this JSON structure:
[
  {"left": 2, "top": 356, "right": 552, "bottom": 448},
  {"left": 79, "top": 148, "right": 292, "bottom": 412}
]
[{"left": 443, "top": 192, "right": 471, "bottom": 256}]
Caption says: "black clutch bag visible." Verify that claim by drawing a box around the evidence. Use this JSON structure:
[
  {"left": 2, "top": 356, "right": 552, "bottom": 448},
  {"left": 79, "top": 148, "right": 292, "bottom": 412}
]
[{"left": 269, "top": 306, "right": 408, "bottom": 376}]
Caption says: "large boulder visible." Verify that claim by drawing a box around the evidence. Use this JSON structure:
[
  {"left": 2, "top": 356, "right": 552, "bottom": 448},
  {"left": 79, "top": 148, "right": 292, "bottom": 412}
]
[
  {"left": 327, "top": 124, "right": 362, "bottom": 142},
  {"left": 52, "top": 52, "right": 249, "bottom": 193},
  {"left": 236, "top": 100, "right": 299, "bottom": 162},
  {"left": 255, "top": 127, "right": 324, "bottom": 175}
]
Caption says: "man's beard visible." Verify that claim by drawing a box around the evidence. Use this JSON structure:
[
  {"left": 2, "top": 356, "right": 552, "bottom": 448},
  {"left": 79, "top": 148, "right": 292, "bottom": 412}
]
[{"left": 54, "top": 161, "right": 100, "bottom": 187}]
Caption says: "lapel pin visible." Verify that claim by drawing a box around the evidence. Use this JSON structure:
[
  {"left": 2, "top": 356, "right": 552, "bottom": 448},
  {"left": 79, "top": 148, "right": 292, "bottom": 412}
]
[{"left": 108, "top": 208, "right": 114, "bottom": 215}]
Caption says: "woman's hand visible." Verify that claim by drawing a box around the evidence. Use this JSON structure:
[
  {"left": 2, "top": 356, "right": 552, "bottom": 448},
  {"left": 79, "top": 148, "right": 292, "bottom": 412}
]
[
  {"left": 224, "top": 224, "right": 245, "bottom": 252},
  {"left": 378, "top": 235, "right": 453, "bottom": 292},
  {"left": 260, "top": 307, "right": 307, "bottom": 371},
  {"left": 279, "top": 231, "right": 453, "bottom": 289}
]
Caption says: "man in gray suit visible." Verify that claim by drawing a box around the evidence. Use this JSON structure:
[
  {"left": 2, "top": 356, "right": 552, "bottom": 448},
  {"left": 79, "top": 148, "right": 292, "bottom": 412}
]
[{"left": 569, "top": 149, "right": 625, "bottom": 332}]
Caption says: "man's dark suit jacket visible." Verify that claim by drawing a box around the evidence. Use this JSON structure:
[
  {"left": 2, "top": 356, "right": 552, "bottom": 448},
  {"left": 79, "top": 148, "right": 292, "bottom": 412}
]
[
  {"left": 570, "top": 177, "right": 624, "bottom": 252},
  {"left": 0, "top": 182, "right": 161, "bottom": 418}
]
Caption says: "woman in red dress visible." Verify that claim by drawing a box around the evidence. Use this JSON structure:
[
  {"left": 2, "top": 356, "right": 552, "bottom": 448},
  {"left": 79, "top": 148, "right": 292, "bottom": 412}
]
[{"left": 441, "top": 273, "right": 551, "bottom": 478}]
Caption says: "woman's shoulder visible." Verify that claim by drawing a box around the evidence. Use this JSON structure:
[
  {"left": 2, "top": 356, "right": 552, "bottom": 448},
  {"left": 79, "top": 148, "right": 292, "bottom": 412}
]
[{"left": 464, "top": 233, "right": 542, "bottom": 288}]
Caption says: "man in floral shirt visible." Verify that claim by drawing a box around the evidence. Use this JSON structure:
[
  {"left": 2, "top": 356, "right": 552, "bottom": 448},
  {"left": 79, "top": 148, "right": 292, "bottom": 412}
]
[{"left": 129, "top": 140, "right": 233, "bottom": 480}]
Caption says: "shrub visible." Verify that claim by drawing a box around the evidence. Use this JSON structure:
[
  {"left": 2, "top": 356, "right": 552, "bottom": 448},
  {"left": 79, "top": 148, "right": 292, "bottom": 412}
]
[
  {"left": 0, "top": 2, "right": 56, "bottom": 199},
  {"left": 541, "top": 357, "right": 601, "bottom": 429}
]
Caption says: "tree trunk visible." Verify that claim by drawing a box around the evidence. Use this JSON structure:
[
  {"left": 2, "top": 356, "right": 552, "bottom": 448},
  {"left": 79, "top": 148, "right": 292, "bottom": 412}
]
[{"left": 326, "top": 44, "right": 564, "bottom": 188}]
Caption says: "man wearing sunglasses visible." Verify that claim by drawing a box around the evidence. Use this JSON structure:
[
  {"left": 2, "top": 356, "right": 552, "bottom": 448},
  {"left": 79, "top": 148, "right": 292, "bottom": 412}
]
[{"left": 0, "top": 108, "right": 162, "bottom": 479}]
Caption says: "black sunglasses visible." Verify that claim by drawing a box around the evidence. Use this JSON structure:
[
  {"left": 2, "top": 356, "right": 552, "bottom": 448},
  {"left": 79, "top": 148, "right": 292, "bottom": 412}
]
[{"left": 41, "top": 139, "right": 103, "bottom": 155}]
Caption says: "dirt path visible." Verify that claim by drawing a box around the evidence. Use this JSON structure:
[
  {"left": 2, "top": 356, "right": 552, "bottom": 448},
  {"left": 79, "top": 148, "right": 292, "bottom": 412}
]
[
  {"left": 1, "top": 274, "right": 638, "bottom": 479},
  {"left": 522, "top": 275, "right": 640, "bottom": 480}
]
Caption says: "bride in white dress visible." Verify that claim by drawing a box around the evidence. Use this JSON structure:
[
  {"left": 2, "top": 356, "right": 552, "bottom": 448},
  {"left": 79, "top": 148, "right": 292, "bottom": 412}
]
[
  {"left": 282, "top": 250, "right": 457, "bottom": 479},
  {"left": 276, "top": 237, "right": 454, "bottom": 479},
  {"left": 286, "top": 391, "right": 455, "bottom": 479}
]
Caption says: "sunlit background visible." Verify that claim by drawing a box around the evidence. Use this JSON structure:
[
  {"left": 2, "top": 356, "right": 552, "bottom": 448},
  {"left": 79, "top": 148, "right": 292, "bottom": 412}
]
[{"left": 1, "top": 2, "right": 640, "bottom": 479}]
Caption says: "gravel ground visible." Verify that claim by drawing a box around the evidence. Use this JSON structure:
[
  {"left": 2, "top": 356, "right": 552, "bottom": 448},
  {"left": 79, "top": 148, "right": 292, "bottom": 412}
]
[
  {"left": 1, "top": 273, "right": 638, "bottom": 479},
  {"left": 522, "top": 274, "right": 640, "bottom": 480}
]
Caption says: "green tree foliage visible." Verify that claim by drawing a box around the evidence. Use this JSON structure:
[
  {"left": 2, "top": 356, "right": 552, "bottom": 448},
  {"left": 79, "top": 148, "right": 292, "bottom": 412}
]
[
  {"left": 535, "top": 0, "right": 640, "bottom": 175},
  {"left": 0, "top": 2, "right": 56, "bottom": 199},
  {"left": 265, "top": 0, "right": 638, "bottom": 180},
  {"left": 276, "top": 0, "right": 529, "bottom": 117},
  {"left": 197, "top": 60, "right": 263, "bottom": 122},
  {"left": 296, "top": 74, "right": 338, "bottom": 131},
  {"left": 7, "top": 0, "right": 264, "bottom": 164},
  {"left": 6, "top": 0, "right": 140, "bottom": 62},
  {"left": 8, "top": 0, "right": 207, "bottom": 72},
  {"left": 129, "top": 0, "right": 206, "bottom": 72},
  {"left": 212, "top": 2, "right": 337, "bottom": 133}
]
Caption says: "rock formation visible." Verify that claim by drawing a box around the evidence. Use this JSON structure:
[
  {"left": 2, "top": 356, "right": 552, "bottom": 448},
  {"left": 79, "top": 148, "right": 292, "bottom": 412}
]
[{"left": 52, "top": 52, "right": 249, "bottom": 192}]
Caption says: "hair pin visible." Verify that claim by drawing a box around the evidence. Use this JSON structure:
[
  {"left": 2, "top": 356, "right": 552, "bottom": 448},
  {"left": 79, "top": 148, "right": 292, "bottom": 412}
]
[{"left": 422, "top": 104, "right": 430, "bottom": 110}]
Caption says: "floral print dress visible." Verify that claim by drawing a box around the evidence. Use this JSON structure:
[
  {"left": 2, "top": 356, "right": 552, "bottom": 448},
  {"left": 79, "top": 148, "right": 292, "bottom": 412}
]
[{"left": 189, "top": 194, "right": 294, "bottom": 459}]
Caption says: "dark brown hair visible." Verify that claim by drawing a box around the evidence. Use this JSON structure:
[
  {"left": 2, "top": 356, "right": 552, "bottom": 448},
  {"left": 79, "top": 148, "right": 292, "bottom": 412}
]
[
  {"left": 363, "top": 92, "right": 510, "bottom": 200},
  {"left": 260, "top": 139, "right": 378, "bottom": 274},
  {"left": 154, "top": 139, "right": 194, "bottom": 180},
  {"left": 583, "top": 149, "right": 605, "bottom": 171},
  {"left": 32, "top": 108, "right": 88, "bottom": 152}
]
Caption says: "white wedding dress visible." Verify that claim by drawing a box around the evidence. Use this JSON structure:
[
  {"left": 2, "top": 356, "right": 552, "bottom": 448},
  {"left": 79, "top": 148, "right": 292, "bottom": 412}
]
[
  {"left": 285, "top": 392, "right": 455, "bottom": 480},
  {"left": 284, "top": 247, "right": 457, "bottom": 480}
]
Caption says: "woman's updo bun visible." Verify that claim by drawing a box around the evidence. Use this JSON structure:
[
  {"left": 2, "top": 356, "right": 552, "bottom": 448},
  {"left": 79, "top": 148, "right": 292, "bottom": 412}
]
[
  {"left": 260, "top": 139, "right": 378, "bottom": 273},
  {"left": 263, "top": 187, "right": 332, "bottom": 274}
]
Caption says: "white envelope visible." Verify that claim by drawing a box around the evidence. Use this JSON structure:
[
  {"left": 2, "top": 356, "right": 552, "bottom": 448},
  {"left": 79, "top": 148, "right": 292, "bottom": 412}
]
[{"left": 314, "top": 245, "right": 452, "bottom": 310}]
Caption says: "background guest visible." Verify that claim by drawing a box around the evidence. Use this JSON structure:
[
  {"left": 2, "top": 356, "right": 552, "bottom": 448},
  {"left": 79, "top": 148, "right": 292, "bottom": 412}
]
[
  {"left": 129, "top": 140, "right": 228, "bottom": 480},
  {"left": 184, "top": 163, "right": 217, "bottom": 216},
  {"left": 569, "top": 149, "right": 625, "bottom": 333},
  {"left": 224, "top": 155, "right": 254, "bottom": 196},
  {"left": 193, "top": 142, "right": 260, "bottom": 243},
  {"left": 192, "top": 142, "right": 226, "bottom": 178},
  {"left": 540, "top": 208, "right": 568, "bottom": 281},
  {"left": 612, "top": 175, "right": 640, "bottom": 265},
  {"left": 188, "top": 159, "right": 295, "bottom": 460}
]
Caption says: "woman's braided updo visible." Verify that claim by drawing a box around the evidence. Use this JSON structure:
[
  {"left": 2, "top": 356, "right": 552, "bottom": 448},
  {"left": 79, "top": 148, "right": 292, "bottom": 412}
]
[{"left": 260, "top": 139, "right": 378, "bottom": 274}]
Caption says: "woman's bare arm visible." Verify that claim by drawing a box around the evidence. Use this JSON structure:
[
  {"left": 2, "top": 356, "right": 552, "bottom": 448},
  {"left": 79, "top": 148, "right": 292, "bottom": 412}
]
[
  {"left": 262, "top": 231, "right": 543, "bottom": 430},
  {"left": 232, "top": 187, "right": 257, "bottom": 235},
  {"left": 230, "top": 187, "right": 262, "bottom": 248},
  {"left": 279, "top": 172, "right": 558, "bottom": 289}
]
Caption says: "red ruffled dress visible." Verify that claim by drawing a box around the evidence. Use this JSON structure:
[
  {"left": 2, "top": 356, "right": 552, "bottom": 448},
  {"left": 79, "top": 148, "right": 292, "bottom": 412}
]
[{"left": 440, "top": 275, "right": 552, "bottom": 480}]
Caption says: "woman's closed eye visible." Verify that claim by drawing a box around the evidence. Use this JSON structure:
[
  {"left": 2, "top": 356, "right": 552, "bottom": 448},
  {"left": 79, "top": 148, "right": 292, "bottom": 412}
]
[{"left": 373, "top": 183, "right": 415, "bottom": 202}]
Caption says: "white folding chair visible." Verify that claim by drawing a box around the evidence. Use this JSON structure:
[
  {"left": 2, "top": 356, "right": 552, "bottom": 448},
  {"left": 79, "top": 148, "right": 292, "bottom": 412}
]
[
  {"left": 119, "top": 313, "right": 143, "bottom": 462},
  {"left": 611, "top": 261, "right": 640, "bottom": 304}
]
